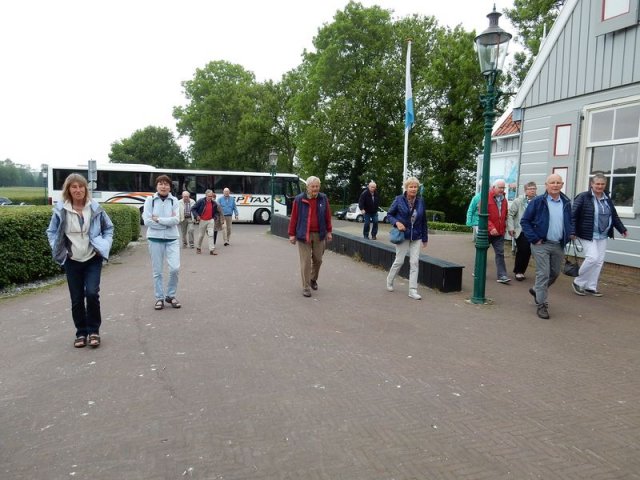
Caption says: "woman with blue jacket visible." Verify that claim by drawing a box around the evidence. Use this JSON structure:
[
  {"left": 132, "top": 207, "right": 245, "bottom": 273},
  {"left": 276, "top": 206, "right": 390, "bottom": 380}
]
[
  {"left": 46, "top": 173, "right": 113, "bottom": 348},
  {"left": 386, "top": 177, "right": 429, "bottom": 300},
  {"left": 143, "top": 175, "right": 181, "bottom": 310},
  {"left": 570, "top": 173, "right": 628, "bottom": 296}
]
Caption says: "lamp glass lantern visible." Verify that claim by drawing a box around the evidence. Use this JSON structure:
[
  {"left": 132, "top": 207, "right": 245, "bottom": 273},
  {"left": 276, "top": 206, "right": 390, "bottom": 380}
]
[
  {"left": 475, "top": 7, "right": 512, "bottom": 76},
  {"left": 470, "top": 6, "right": 512, "bottom": 305}
]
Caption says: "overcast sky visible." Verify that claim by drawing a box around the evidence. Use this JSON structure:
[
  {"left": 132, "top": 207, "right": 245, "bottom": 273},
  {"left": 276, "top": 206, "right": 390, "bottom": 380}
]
[{"left": 0, "top": 0, "right": 515, "bottom": 171}]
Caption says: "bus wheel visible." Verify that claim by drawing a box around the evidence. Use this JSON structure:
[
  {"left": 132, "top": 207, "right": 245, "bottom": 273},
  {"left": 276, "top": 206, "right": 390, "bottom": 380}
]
[{"left": 255, "top": 208, "right": 271, "bottom": 224}]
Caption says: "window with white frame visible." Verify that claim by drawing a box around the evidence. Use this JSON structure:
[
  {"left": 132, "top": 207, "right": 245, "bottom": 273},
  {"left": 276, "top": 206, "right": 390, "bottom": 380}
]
[
  {"left": 585, "top": 102, "right": 639, "bottom": 210},
  {"left": 554, "top": 124, "right": 571, "bottom": 156},
  {"left": 602, "top": 0, "right": 630, "bottom": 20},
  {"left": 593, "top": 0, "right": 637, "bottom": 36}
]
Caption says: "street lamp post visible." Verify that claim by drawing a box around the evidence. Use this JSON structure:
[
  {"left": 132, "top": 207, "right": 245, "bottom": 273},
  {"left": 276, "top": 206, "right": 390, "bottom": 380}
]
[
  {"left": 268, "top": 149, "right": 278, "bottom": 223},
  {"left": 470, "top": 6, "right": 512, "bottom": 304},
  {"left": 41, "top": 164, "right": 48, "bottom": 205}
]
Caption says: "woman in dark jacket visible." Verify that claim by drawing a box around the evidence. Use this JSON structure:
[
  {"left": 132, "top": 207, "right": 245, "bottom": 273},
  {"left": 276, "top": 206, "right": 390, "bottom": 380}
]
[
  {"left": 386, "top": 177, "right": 429, "bottom": 300},
  {"left": 570, "top": 173, "right": 627, "bottom": 296}
]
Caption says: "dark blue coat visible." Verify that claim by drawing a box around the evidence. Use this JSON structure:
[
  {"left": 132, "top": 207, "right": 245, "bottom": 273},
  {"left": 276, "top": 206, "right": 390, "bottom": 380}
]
[
  {"left": 358, "top": 189, "right": 380, "bottom": 215},
  {"left": 571, "top": 190, "right": 626, "bottom": 241},
  {"left": 387, "top": 194, "right": 429, "bottom": 243},
  {"left": 192, "top": 198, "right": 221, "bottom": 219},
  {"left": 520, "top": 192, "right": 572, "bottom": 245}
]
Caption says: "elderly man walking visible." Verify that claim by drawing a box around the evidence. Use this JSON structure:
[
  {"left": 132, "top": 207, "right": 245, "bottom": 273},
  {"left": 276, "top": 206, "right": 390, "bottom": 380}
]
[
  {"left": 358, "top": 181, "right": 380, "bottom": 240},
  {"left": 486, "top": 179, "right": 510, "bottom": 284},
  {"left": 178, "top": 191, "right": 195, "bottom": 248},
  {"left": 192, "top": 189, "right": 219, "bottom": 255},
  {"left": 520, "top": 173, "right": 572, "bottom": 319},
  {"left": 218, "top": 187, "right": 239, "bottom": 246},
  {"left": 288, "top": 176, "right": 333, "bottom": 297}
]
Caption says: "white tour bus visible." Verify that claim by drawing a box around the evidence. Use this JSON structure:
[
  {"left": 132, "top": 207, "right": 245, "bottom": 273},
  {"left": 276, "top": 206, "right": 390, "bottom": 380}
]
[{"left": 48, "top": 163, "right": 304, "bottom": 224}]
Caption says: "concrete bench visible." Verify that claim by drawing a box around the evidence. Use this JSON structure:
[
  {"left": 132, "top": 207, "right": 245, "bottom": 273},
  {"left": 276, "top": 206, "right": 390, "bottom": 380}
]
[{"left": 271, "top": 215, "right": 463, "bottom": 293}]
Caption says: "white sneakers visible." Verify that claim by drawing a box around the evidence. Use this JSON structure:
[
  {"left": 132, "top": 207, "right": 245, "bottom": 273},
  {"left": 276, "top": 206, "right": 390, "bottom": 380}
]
[
  {"left": 386, "top": 279, "right": 421, "bottom": 300},
  {"left": 408, "top": 289, "right": 422, "bottom": 300}
]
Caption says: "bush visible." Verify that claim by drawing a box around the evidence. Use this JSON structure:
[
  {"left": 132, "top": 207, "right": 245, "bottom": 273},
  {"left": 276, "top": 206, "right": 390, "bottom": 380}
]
[
  {"left": 428, "top": 221, "right": 471, "bottom": 233},
  {"left": 0, "top": 204, "right": 139, "bottom": 289},
  {"left": 0, "top": 206, "right": 63, "bottom": 287}
]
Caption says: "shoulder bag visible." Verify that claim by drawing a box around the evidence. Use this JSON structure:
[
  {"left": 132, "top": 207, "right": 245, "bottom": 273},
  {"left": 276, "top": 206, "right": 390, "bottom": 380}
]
[{"left": 563, "top": 239, "right": 582, "bottom": 277}]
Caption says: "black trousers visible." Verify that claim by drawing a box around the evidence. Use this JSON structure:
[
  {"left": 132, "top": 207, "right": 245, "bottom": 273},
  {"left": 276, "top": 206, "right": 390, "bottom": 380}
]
[{"left": 513, "top": 232, "right": 532, "bottom": 275}]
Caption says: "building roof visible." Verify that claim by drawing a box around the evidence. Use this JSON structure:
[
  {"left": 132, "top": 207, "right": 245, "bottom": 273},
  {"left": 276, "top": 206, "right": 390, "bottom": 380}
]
[{"left": 493, "top": 112, "right": 520, "bottom": 137}]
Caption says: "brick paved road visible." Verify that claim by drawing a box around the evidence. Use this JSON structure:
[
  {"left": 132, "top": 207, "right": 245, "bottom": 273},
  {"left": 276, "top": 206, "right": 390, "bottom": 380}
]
[{"left": 1, "top": 224, "right": 639, "bottom": 480}]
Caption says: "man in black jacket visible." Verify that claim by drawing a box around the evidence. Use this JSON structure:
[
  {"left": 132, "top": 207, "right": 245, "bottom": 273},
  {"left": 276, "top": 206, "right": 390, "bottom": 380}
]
[
  {"left": 358, "top": 181, "right": 380, "bottom": 240},
  {"left": 570, "top": 173, "right": 628, "bottom": 297}
]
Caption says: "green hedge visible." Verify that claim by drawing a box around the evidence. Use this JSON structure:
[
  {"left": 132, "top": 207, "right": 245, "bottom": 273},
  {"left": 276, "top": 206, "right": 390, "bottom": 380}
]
[
  {"left": 0, "top": 205, "right": 140, "bottom": 289},
  {"left": 429, "top": 221, "right": 472, "bottom": 233},
  {"left": 8, "top": 195, "right": 49, "bottom": 205}
]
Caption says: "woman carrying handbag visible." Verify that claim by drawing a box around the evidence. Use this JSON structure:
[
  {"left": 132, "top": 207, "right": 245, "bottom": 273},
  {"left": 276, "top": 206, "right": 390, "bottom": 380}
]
[
  {"left": 386, "top": 177, "right": 429, "bottom": 300},
  {"left": 570, "top": 173, "right": 628, "bottom": 297}
]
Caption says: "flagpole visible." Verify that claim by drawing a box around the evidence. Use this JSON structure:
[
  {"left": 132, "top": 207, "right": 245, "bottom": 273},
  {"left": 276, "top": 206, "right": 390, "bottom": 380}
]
[
  {"left": 403, "top": 121, "right": 409, "bottom": 182},
  {"left": 403, "top": 39, "right": 414, "bottom": 183}
]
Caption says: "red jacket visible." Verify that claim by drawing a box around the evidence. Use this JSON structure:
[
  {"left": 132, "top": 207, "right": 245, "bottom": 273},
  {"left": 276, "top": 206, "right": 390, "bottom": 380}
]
[{"left": 485, "top": 188, "right": 508, "bottom": 236}]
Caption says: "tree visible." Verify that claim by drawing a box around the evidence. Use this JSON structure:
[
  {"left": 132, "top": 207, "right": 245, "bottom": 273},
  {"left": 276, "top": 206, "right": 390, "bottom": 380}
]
[
  {"left": 0, "top": 159, "right": 39, "bottom": 187},
  {"left": 109, "top": 126, "right": 186, "bottom": 168},
  {"left": 504, "top": 0, "right": 566, "bottom": 89},
  {"left": 173, "top": 61, "right": 273, "bottom": 171},
  {"left": 294, "top": 2, "right": 403, "bottom": 203},
  {"left": 290, "top": 2, "right": 484, "bottom": 221},
  {"left": 407, "top": 23, "right": 486, "bottom": 220}
]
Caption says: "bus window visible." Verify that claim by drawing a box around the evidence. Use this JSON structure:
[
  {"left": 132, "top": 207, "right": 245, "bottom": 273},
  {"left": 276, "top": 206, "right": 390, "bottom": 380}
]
[
  {"left": 215, "top": 174, "right": 242, "bottom": 193},
  {"left": 196, "top": 175, "right": 215, "bottom": 193},
  {"left": 173, "top": 174, "right": 196, "bottom": 196},
  {"left": 53, "top": 169, "right": 88, "bottom": 189},
  {"left": 141, "top": 173, "right": 156, "bottom": 192},
  {"left": 98, "top": 171, "right": 138, "bottom": 191},
  {"left": 245, "top": 175, "right": 270, "bottom": 194}
]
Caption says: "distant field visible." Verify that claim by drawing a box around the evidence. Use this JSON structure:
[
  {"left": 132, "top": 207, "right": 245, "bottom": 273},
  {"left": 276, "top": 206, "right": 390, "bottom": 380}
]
[{"left": 0, "top": 186, "right": 47, "bottom": 203}]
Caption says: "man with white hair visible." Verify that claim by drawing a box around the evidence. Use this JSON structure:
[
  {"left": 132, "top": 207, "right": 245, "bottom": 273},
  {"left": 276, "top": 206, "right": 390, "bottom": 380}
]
[
  {"left": 358, "top": 181, "right": 380, "bottom": 240},
  {"left": 486, "top": 179, "right": 510, "bottom": 284},
  {"left": 218, "top": 187, "right": 239, "bottom": 246},
  {"left": 288, "top": 176, "right": 333, "bottom": 297},
  {"left": 521, "top": 173, "right": 572, "bottom": 319},
  {"left": 178, "top": 191, "right": 195, "bottom": 248}
]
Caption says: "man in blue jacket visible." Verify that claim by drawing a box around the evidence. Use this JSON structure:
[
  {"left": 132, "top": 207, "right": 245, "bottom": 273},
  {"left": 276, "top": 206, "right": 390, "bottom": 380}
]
[
  {"left": 520, "top": 173, "right": 572, "bottom": 320},
  {"left": 218, "top": 187, "right": 239, "bottom": 246}
]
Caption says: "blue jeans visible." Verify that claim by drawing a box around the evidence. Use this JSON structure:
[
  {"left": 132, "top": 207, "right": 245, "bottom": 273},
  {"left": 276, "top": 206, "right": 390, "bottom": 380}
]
[
  {"left": 363, "top": 212, "right": 378, "bottom": 238},
  {"left": 148, "top": 239, "right": 180, "bottom": 300},
  {"left": 64, "top": 255, "right": 103, "bottom": 337}
]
